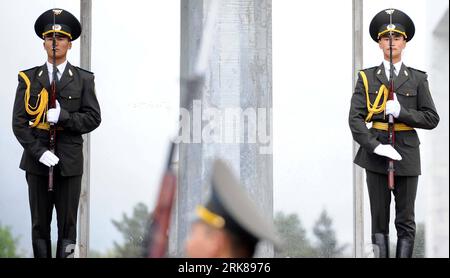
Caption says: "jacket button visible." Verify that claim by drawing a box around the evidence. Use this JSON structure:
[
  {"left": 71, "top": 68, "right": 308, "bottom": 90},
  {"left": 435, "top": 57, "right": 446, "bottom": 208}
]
[
  {"left": 69, "top": 96, "right": 72, "bottom": 99},
  {"left": 406, "top": 93, "right": 410, "bottom": 96}
]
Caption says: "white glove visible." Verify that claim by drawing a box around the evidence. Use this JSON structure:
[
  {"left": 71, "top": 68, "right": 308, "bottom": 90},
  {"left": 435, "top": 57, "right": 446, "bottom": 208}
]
[
  {"left": 386, "top": 93, "right": 401, "bottom": 118},
  {"left": 374, "top": 144, "right": 402, "bottom": 161},
  {"left": 47, "top": 100, "right": 61, "bottom": 124},
  {"left": 39, "top": 151, "right": 60, "bottom": 167}
]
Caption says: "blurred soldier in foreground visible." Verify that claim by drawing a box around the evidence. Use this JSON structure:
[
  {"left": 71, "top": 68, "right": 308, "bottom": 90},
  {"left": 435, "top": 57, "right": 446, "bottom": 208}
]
[{"left": 184, "top": 159, "right": 281, "bottom": 258}]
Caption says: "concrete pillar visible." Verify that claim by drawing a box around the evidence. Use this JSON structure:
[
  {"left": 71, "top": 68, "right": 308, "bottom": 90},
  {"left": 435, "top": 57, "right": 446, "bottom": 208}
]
[
  {"left": 425, "top": 7, "right": 449, "bottom": 258},
  {"left": 78, "top": 0, "right": 92, "bottom": 258},
  {"left": 352, "top": 0, "right": 365, "bottom": 258},
  {"left": 171, "top": 0, "right": 273, "bottom": 257}
]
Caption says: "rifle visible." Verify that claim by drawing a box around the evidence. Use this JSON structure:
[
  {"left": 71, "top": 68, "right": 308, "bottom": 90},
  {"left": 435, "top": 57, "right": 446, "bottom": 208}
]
[
  {"left": 143, "top": 0, "right": 220, "bottom": 258},
  {"left": 48, "top": 9, "right": 58, "bottom": 192},
  {"left": 143, "top": 142, "right": 177, "bottom": 258},
  {"left": 387, "top": 10, "right": 396, "bottom": 190},
  {"left": 142, "top": 73, "right": 208, "bottom": 258}
]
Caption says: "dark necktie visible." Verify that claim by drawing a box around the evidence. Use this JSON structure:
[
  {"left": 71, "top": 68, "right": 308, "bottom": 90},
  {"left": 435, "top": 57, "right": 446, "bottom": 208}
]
[{"left": 56, "top": 68, "right": 60, "bottom": 83}]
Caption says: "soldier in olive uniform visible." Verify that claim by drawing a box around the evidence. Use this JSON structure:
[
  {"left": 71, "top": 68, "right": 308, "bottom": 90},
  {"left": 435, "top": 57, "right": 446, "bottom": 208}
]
[
  {"left": 12, "top": 9, "right": 101, "bottom": 258},
  {"left": 349, "top": 9, "right": 439, "bottom": 258},
  {"left": 184, "top": 159, "right": 281, "bottom": 258}
]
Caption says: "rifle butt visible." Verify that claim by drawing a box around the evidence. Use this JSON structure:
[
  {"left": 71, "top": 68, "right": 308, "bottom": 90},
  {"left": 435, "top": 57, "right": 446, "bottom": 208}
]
[
  {"left": 388, "top": 161, "right": 395, "bottom": 190},
  {"left": 48, "top": 166, "right": 54, "bottom": 192}
]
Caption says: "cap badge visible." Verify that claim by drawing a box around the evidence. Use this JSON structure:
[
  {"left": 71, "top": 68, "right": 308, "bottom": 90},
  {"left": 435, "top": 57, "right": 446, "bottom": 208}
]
[
  {"left": 52, "top": 9, "right": 63, "bottom": 15},
  {"left": 387, "top": 24, "right": 396, "bottom": 31},
  {"left": 52, "top": 24, "right": 62, "bottom": 31},
  {"left": 385, "top": 9, "right": 395, "bottom": 15}
]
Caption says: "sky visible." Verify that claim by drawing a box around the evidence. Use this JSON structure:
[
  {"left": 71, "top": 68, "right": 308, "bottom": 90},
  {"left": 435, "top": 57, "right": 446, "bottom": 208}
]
[{"left": 0, "top": 0, "right": 446, "bottom": 257}]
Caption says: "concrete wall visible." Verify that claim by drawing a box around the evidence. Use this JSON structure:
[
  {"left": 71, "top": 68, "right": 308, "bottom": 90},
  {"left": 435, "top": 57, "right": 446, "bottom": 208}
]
[
  {"left": 172, "top": 0, "right": 273, "bottom": 257},
  {"left": 425, "top": 5, "right": 449, "bottom": 258}
]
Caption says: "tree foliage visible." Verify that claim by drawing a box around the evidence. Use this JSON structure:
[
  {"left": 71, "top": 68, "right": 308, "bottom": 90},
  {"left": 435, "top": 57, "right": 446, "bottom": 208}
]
[
  {"left": 0, "top": 223, "right": 21, "bottom": 258},
  {"left": 312, "top": 209, "right": 347, "bottom": 258},
  {"left": 274, "top": 209, "right": 348, "bottom": 258},
  {"left": 274, "top": 211, "right": 317, "bottom": 257},
  {"left": 111, "top": 203, "right": 151, "bottom": 258}
]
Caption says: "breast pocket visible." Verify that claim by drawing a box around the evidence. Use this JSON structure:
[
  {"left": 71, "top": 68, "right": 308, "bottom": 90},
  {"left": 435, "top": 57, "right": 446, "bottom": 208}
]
[
  {"left": 396, "top": 89, "right": 417, "bottom": 109},
  {"left": 26, "top": 88, "right": 48, "bottom": 120},
  {"left": 59, "top": 91, "right": 82, "bottom": 112},
  {"left": 368, "top": 85, "right": 383, "bottom": 104},
  {"left": 28, "top": 88, "right": 43, "bottom": 108}
]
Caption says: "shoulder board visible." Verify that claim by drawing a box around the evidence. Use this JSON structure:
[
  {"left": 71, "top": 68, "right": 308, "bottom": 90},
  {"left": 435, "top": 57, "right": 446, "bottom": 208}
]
[
  {"left": 20, "top": 66, "right": 39, "bottom": 74},
  {"left": 75, "top": 66, "right": 94, "bottom": 75},
  {"left": 360, "top": 66, "right": 378, "bottom": 72},
  {"left": 407, "top": 67, "right": 427, "bottom": 75}
]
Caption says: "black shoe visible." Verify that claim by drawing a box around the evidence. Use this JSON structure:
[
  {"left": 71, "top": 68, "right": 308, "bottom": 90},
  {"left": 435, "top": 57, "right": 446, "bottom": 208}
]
[
  {"left": 56, "top": 239, "right": 76, "bottom": 258},
  {"left": 32, "top": 239, "right": 52, "bottom": 258},
  {"left": 396, "top": 238, "right": 414, "bottom": 258},
  {"left": 372, "top": 233, "right": 389, "bottom": 258}
]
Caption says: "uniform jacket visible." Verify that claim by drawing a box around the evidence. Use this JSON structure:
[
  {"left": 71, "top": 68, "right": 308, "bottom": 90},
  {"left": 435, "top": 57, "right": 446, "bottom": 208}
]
[
  {"left": 12, "top": 62, "right": 101, "bottom": 176},
  {"left": 349, "top": 63, "right": 439, "bottom": 176}
]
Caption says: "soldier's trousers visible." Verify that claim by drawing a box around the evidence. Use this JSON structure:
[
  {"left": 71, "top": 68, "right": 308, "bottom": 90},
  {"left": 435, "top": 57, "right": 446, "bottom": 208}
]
[
  {"left": 366, "top": 170, "right": 418, "bottom": 241},
  {"left": 26, "top": 171, "right": 82, "bottom": 257}
]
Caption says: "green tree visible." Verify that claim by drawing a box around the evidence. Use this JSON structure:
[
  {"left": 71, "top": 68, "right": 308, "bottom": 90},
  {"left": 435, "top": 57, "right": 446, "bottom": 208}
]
[
  {"left": 111, "top": 202, "right": 151, "bottom": 258},
  {"left": 274, "top": 211, "right": 317, "bottom": 258},
  {"left": 312, "top": 209, "right": 347, "bottom": 258},
  {"left": 0, "top": 223, "right": 21, "bottom": 258}
]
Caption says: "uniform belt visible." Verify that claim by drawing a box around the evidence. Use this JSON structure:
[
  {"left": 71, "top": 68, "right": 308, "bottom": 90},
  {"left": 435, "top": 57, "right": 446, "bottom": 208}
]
[
  {"left": 34, "top": 122, "right": 64, "bottom": 131},
  {"left": 372, "top": 122, "right": 414, "bottom": 131}
]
